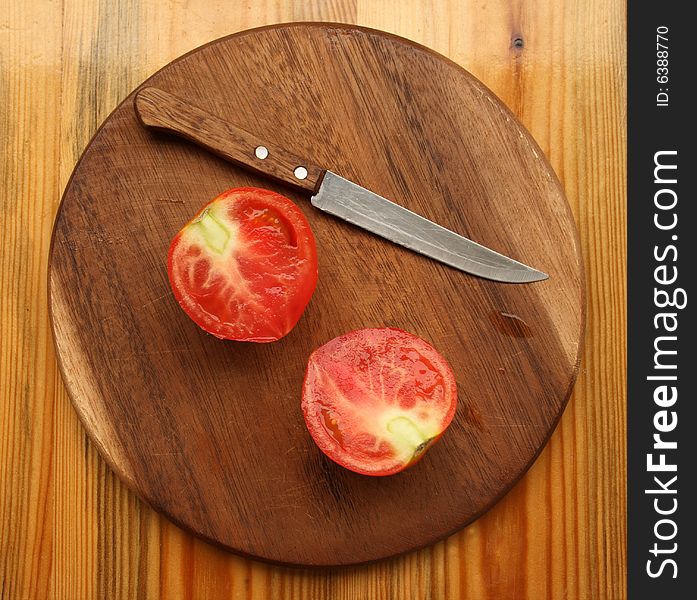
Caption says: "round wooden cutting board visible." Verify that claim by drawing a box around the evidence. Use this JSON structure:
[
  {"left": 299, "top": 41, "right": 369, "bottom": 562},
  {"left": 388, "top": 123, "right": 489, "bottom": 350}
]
[{"left": 49, "top": 23, "right": 584, "bottom": 566}]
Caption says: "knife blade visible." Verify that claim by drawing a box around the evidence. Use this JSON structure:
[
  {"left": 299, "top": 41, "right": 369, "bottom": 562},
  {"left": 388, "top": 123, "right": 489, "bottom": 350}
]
[
  {"left": 312, "top": 171, "right": 546, "bottom": 283},
  {"left": 134, "top": 86, "right": 547, "bottom": 283}
]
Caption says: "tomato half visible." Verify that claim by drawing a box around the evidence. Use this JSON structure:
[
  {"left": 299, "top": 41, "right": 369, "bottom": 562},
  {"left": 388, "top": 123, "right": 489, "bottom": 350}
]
[
  {"left": 302, "top": 328, "right": 457, "bottom": 476},
  {"left": 167, "top": 187, "right": 318, "bottom": 342}
]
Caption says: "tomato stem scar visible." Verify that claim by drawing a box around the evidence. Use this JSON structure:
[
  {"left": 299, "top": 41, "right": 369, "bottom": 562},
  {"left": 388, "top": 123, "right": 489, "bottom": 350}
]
[
  {"left": 193, "top": 208, "right": 231, "bottom": 254},
  {"left": 387, "top": 416, "right": 432, "bottom": 456}
]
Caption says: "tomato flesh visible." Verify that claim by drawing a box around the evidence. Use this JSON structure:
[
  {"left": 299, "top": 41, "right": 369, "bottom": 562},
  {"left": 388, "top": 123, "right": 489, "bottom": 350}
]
[
  {"left": 302, "top": 328, "right": 457, "bottom": 476},
  {"left": 167, "top": 187, "right": 317, "bottom": 342}
]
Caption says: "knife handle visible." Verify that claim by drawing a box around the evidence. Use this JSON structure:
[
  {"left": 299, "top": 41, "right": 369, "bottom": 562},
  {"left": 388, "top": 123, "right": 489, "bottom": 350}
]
[{"left": 134, "top": 86, "right": 325, "bottom": 193}]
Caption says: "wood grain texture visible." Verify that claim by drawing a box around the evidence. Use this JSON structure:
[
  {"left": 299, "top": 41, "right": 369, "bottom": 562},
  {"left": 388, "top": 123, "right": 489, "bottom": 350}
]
[
  {"left": 1, "top": 0, "right": 626, "bottom": 597},
  {"left": 49, "top": 22, "right": 583, "bottom": 566},
  {"left": 134, "top": 86, "right": 325, "bottom": 193}
]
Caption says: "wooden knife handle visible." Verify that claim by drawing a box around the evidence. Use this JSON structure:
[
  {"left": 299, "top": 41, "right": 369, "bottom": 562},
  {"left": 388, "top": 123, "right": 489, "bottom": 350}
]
[{"left": 134, "top": 86, "right": 325, "bottom": 193}]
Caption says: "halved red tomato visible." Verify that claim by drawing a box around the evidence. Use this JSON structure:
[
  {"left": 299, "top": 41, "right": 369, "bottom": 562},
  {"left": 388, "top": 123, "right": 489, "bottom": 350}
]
[
  {"left": 167, "top": 187, "right": 318, "bottom": 342},
  {"left": 302, "top": 328, "right": 457, "bottom": 476}
]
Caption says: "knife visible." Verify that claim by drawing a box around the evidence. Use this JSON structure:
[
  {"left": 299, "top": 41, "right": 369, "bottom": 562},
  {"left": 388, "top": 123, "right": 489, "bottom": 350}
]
[{"left": 134, "top": 87, "right": 547, "bottom": 283}]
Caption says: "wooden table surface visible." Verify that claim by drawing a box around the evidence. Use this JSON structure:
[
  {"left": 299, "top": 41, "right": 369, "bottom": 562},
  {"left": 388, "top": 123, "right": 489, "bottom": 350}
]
[{"left": 1, "top": 1, "right": 626, "bottom": 598}]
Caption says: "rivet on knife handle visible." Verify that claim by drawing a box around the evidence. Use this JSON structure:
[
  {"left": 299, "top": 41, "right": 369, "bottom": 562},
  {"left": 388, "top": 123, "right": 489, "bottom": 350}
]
[{"left": 134, "top": 86, "right": 325, "bottom": 193}]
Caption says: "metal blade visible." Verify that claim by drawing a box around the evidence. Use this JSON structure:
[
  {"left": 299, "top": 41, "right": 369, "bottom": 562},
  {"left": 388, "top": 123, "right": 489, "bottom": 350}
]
[{"left": 310, "top": 172, "right": 547, "bottom": 283}]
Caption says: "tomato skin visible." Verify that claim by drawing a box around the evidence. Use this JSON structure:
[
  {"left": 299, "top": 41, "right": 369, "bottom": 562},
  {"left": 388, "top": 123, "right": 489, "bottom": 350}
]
[
  {"left": 167, "top": 187, "right": 317, "bottom": 342},
  {"left": 302, "top": 328, "right": 457, "bottom": 476}
]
